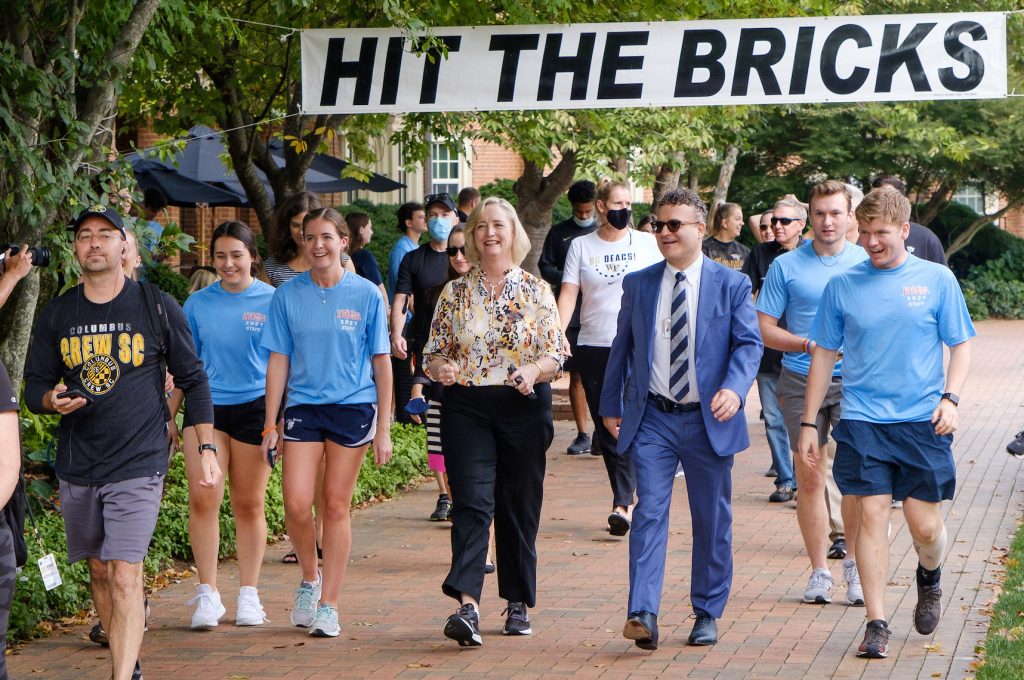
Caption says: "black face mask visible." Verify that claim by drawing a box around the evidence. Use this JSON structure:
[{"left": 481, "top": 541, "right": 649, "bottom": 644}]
[{"left": 606, "top": 208, "right": 632, "bottom": 230}]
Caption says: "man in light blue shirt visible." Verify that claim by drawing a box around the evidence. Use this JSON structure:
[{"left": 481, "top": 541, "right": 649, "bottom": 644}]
[
  {"left": 799, "top": 187, "right": 974, "bottom": 658},
  {"left": 757, "top": 182, "right": 868, "bottom": 610},
  {"left": 387, "top": 202, "right": 425, "bottom": 424}
]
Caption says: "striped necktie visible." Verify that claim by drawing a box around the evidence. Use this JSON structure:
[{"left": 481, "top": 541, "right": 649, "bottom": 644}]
[{"left": 670, "top": 271, "right": 690, "bottom": 402}]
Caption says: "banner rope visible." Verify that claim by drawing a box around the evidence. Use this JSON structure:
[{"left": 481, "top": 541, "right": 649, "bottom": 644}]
[{"left": 126, "top": 112, "right": 303, "bottom": 157}]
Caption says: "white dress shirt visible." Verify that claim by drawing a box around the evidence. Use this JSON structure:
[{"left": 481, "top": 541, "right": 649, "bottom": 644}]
[{"left": 650, "top": 255, "right": 702, "bottom": 404}]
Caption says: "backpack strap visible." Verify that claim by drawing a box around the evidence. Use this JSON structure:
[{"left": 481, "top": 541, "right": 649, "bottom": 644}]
[{"left": 140, "top": 281, "right": 171, "bottom": 420}]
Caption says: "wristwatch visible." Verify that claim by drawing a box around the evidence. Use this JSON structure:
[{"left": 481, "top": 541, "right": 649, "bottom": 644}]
[
  {"left": 940, "top": 392, "right": 959, "bottom": 407},
  {"left": 198, "top": 443, "right": 219, "bottom": 455}
]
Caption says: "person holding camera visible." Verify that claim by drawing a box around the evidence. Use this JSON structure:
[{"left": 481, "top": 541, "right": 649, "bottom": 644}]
[
  {"left": 23, "top": 206, "right": 221, "bottom": 680},
  {"left": 0, "top": 243, "right": 37, "bottom": 680}
]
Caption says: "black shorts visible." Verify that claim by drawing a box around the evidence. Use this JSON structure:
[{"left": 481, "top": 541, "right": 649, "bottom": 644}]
[
  {"left": 184, "top": 396, "right": 266, "bottom": 445},
  {"left": 0, "top": 362, "right": 17, "bottom": 412},
  {"left": 564, "top": 325, "right": 581, "bottom": 373}
]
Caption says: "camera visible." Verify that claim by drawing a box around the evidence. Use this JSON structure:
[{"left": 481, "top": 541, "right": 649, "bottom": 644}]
[{"left": 0, "top": 244, "right": 51, "bottom": 268}]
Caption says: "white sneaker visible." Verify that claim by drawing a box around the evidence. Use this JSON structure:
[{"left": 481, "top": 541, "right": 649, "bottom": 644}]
[
  {"left": 844, "top": 559, "right": 864, "bottom": 606},
  {"left": 291, "top": 571, "right": 322, "bottom": 628},
  {"left": 803, "top": 568, "right": 834, "bottom": 604},
  {"left": 309, "top": 605, "right": 340, "bottom": 638},
  {"left": 188, "top": 584, "right": 226, "bottom": 630},
  {"left": 236, "top": 586, "right": 268, "bottom": 626}
]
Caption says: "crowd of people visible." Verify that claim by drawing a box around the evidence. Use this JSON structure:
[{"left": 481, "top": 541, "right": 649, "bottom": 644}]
[{"left": 0, "top": 171, "right": 994, "bottom": 678}]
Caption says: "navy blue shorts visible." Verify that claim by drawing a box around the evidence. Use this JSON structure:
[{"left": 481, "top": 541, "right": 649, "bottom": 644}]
[
  {"left": 282, "top": 403, "right": 377, "bottom": 448},
  {"left": 832, "top": 419, "right": 956, "bottom": 502}
]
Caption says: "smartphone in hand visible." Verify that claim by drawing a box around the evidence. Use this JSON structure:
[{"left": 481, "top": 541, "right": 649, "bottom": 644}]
[{"left": 59, "top": 389, "right": 93, "bottom": 405}]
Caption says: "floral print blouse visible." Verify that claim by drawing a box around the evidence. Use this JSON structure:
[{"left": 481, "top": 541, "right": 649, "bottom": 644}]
[{"left": 423, "top": 266, "right": 564, "bottom": 387}]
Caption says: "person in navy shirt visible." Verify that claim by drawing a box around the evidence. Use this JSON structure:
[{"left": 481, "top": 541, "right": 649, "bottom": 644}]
[
  {"left": 260, "top": 207, "right": 393, "bottom": 639},
  {"left": 179, "top": 221, "right": 276, "bottom": 630},
  {"left": 800, "top": 187, "right": 975, "bottom": 659}
]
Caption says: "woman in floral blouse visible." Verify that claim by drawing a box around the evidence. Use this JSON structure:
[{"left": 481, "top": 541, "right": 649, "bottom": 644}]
[{"left": 423, "top": 196, "right": 563, "bottom": 647}]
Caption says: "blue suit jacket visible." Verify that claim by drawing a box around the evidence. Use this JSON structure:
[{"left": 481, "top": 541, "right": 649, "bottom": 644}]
[{"left": 599, "top": 258, "right": 763, "bottom": 457}]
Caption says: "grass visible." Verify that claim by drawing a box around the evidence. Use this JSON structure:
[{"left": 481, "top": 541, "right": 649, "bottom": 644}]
[{"left": 975, "top": 517, "right": 1024, "bottom": 679}]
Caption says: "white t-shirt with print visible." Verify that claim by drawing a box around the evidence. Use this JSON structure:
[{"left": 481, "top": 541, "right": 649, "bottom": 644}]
[{"left": 563, "top": 230, "right": 663, "bottom": 347}]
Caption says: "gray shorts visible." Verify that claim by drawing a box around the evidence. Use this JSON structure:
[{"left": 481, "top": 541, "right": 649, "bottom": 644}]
[
  {"left": 59, "top": 475, "right": 164, "bottom": 564},
  {"left": 776, "top": 367, "right": 843, "bottom": 449}
]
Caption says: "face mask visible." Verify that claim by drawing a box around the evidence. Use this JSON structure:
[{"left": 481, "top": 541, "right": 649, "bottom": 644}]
[
  {"left": 606, "top": 208, "right": 632, "bottom": 231},
  {"left": 573, "top": 215, "right": 596, "bottom": 228},
  {"left": 428, "top": 216, "right": 452, "bottom": 241}
]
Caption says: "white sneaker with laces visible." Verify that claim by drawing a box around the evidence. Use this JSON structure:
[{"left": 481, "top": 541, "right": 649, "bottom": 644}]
[
  {"left": 844, "top": 559, "right": 864, "bottom": 606},
  {"left": 291, "top": 570, "right": 322, "bottom": 628},
  {"left": 309, "top": 605, "right": 341, "bottom": 637},
  {"left": 803, "top": 568, "right": 834, "bottom": 604},
  {"left": 188, "top": 584, "right": 226, "bottom": 630},
  {"left": 236, "top": 586, "right": 268, "bottom": 626}
]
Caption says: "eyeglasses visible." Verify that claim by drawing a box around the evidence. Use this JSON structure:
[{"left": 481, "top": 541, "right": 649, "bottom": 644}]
[
  {"left": 651, "top": 219, "right": 702, "bottom": 234},
  {"left": 446, "top": 245, "right": 466, "bottom": 257},
  {"left": 425, "top": 193, "right": 452, "bottom": 207},
  {"left": 770, "top": 216, "right": 803, "bottom": 226},
  {"left": 75, "top": 231, "right": 121, "bottom": 243}
]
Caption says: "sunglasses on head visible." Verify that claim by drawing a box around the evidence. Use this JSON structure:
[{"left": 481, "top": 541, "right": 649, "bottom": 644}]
[
  {"left": 770, "top": 216, "right": 803, "bottom": 226},
  {"left": 651, "top": 219, "right": 702, "bottom": 234},
  {"left": 446, "top": 245, "right": 466, "bottom": 257}
]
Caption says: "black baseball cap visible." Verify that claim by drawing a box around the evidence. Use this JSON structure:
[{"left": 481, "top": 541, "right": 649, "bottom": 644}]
[
  {"left": 68, "top": 204, "right": 127, "bottom": 237},
  {"left": 424, "top": 192, "right": 457, "bottom": 213}
]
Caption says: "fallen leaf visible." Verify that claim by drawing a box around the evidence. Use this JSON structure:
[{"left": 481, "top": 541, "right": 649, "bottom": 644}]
[{"left": 924, "top": 643, "right": 943, "bottom": 653}]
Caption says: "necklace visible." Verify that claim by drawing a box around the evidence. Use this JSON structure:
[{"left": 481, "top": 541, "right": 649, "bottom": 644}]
[
  {"left": 312, "top": 271, "right": 343, "bottom": 304},
  {"left": 813, "top": 242, "right": 845, "bottom": 267}
]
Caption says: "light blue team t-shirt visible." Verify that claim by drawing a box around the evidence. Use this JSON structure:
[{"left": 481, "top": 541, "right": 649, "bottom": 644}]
[
  {"left": 260, "top": 271, "right": 390, "bottom": 408},
  {"left": 812, "top": 255, "right": 976, "bottom": 424},
  {"left": 387, "top": 235, "right": 419, "bottom": 305},
  {"left": 756, "top": 241, "right": 868, "bottom": 376},
  {"left": 184, "top": 280, "right": 274, "bottom": 405}
]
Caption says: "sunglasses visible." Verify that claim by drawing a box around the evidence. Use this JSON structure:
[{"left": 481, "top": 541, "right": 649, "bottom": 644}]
[
  {"left": 651, "top": 219, "right": 702, "bottom": 234},
  {"left": 446, "top": 245, "right": 466, "bottom": 257},
  {"left": 770, "top": 216, "right": 803, "bottom": 226},
  {"left": 425, "top": 193, "right": 452, "bottom": 207}
]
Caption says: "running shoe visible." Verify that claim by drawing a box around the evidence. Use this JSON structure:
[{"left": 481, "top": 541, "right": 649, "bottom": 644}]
[
  {"left": 430, "top": 494, "right": 452, "bottom": 522},
  {"left": 913, "top": 567, "right": 943, "bottom": 635},
  {"left": 1007, "top": 430, "right": 1024, "bottom": 456},
  {"left": 857, "top": 619, "right": 891, "bottom": 658},
  {"left": 89, "top": 622, "right": 109, "bottom": 646},
  {"left": 309, "top": 605, "right": 341, "bottom": 638},
  {"left": 291, "top": 571, "right": 322, "bottom": 628},
  {"left": 803, "top": 568, "right": 833, "bottom": 604},
  {"left": 843, "top": 560, "right": 864, "bottom": 606},
  {"left": 769, "top": 484, "right": 795, "bottom": 503},
  {"left": 444, "top": 603, "right": 482, "bottom": 647},
  {"left": 567, "top": 432, "right": 592, "bottom": 455},
  {"left": 236, "top": 586, "right": 268, "bottom": 626},
  {"left": 502, "top": 601, "right": 531, "bottom": 635},
  {"left": 187, "top": 584, "right": 226, "bottom": 630}
]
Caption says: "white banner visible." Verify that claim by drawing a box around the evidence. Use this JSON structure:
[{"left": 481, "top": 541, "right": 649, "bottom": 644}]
[{"left": 301, "top": 13, "right": 1007, "bottom": 114}]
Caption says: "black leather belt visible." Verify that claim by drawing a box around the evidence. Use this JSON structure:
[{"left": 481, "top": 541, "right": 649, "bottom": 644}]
[{"left": 649, "top": 392, "right": 700, "bottom": 413}]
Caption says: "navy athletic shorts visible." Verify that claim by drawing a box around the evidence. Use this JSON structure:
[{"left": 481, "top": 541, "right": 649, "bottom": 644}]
[
  {"left": 282, "top": 403, "right": 377, "bottom": 448},
  {"left": 832, "top": 419, "right": 956, "bottom": 502}
]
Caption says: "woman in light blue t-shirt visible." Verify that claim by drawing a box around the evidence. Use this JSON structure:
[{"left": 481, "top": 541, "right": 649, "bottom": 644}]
[
  {"left": 179, "top": 221, "right": 276, "bottom": 631},
  {"left": 260, "top": 208, "right": 393, "bottom": 639}
]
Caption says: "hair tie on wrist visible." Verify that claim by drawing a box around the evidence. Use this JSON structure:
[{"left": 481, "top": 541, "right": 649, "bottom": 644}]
[
  {"left": 800, "top": 421, "right": 817, "bottom": 429},
  {"left": 261, "top": 425, "right": 276, "bottom": 437}
]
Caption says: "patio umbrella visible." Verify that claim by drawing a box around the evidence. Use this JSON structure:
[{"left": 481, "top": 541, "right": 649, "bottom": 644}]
[{"left": 130, "top": 158, "right": 250, "bottom": 207}]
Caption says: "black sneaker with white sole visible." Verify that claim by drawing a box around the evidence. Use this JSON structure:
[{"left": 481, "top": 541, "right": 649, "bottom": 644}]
[
  {"left": 502, "top": 601, "right": 531, "bottom": 635},
  {"left": 444, "top": 603, "right": 482, "bottom": 646}
]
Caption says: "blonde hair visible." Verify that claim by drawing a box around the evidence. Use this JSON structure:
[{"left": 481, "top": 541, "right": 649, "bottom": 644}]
[
  {"left": 188, "top": 267, "right": 218, "bottom": 294},
  {"left": 464, "top": 196, "right": 532, "bottom": 267},
  {"left": 596, "top": 177, "right": 629, "bottom": 204},
  {"left": 856, "top": 186, "right": 911, "bottom": 227}
]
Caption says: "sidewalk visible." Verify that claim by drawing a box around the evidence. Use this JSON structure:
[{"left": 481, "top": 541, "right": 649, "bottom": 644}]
[{"left": 8, "top": 320, "right": 1024, "bottom": 679}]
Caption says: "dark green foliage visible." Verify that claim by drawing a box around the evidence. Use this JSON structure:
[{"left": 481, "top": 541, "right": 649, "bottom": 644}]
[
  {"left": 343, "top": 199, "right": 414, "bottom": 284},
  {"left": 976, "top": 518, "right": 1024, "bottom": 680},
  {"left": 144, "top": 263, "right": 190, "bottom": 305}
]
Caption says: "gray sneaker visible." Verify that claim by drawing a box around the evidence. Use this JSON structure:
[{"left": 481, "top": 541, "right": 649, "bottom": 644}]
[
  {"left": 309, "top": 605, "right": 340, "bottom": 638},
  {"left": 803, "top": 568, "right": 834, "bottom": 604},
  {"left": 291, "top": 571, "right": 322, "bottom": 628},
  {"left": 843, "top": 560, "right": 864, "bottom": 606}
]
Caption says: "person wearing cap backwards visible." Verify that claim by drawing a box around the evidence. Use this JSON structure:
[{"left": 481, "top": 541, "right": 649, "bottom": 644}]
[
  {"left": 391, "top": 192, "right": 461, "bottom": 520},
  {"left": 23, "top": 205, "right": 220, "bottom": 680}
]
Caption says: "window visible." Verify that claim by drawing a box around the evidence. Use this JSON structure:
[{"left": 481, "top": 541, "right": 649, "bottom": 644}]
[
  {"left": 951, "top": 183, "right": 985, "bottom": 215},
  {"left": 430, "top": 142, "right": 460, "bottom": 196}
]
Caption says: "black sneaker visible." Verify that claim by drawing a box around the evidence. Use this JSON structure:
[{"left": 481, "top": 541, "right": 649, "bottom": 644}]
[
  {"left": 567, "top": 432, "right": 592, "bottom": 455},
  {"left": 430, "top": 494, "right": 452, "bottom": 522},
  {"left": 913, "top": 568, "right": 942, "bottom": 635},
  {"left": 111, "top": 661, "right": 143, "bottom": 680},
  {"left": 768, "top": 484, "right": 795, "bottom": 503},
  {"left": 857, "top": 619, "right": 891, "bottom": 658},
  {"left": 502, "top": 601, "right": 531, "bottom": 635},
  {"left": 828, "top": 539, "right": 847, "bottom": 560},
  {"left": 444, "top": 603, "right": 482, "bottom": 647},
  {"left": 1008, "top": 430, "right": 1024, "bottom": 456},
  {"left": 89, "top": 622, "right": 109, "bottom": 646}
]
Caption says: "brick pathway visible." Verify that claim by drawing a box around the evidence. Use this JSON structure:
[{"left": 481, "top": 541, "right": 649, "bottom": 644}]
[{"left": 9, "top": 320, "right": 1024, "bottom": 679}]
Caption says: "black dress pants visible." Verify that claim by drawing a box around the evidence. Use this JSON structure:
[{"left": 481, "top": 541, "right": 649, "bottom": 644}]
[
  {"left": 576, "top": 344, "right": 636, "bottom": 508},
  {"left": 441, "top": 383, "right": 553, "bottom": 608}
]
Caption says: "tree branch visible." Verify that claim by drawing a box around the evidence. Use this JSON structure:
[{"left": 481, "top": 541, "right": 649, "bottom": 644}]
[{"left": 946, "top": 194, "right": 1024, "bottom": 259}]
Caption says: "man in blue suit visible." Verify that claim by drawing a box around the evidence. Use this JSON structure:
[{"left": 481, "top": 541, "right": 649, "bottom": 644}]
[{"left": 600, "top": 188, "right": 762, "bottom": 649}]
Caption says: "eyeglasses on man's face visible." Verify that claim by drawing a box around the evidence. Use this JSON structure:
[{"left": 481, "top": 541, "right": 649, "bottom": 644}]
[
  {"left": 770, "top": 216, "right": 803, "bottom": 226},
  {"left": 651, "top": 219, "right": 702, "bottom": 234}
]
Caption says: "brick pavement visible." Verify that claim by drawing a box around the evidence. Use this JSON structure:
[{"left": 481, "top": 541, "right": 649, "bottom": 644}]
[{"left": 9, "top": 320, "right": 1024, "bottom": 679}]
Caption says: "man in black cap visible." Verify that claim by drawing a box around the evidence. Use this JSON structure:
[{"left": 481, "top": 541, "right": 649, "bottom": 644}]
[{"left": 23, "top": 205, "right": 220, "bottom": 680}]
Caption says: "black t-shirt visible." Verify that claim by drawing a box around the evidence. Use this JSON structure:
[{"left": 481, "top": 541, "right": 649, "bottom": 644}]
[
  {"left": 538, "top": 217, "right": 598, "bottom": 327},
  {"left": 0, "top": 362, "right": 16, "bottom": 413},
  {"left": 905, "top": 222, "right": 948, "bottom": 266},
  {"left": 23, "top": 279, "right": 213, "bottom": 485},
  {"left": 742, "top": 240, "right": 807, "bottom": 376},
  {"left": 395, "top": 243, "right": 450, "bottom": 351},
  {"left": 702, "top": 238, "right": 750, "bottom": 271},
  {"left": 351, "top": 248, "right": 383, "bottom": 286}
]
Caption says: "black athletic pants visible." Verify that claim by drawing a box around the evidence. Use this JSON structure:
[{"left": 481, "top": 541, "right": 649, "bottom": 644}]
[{"left": 0, "top": 521, "right": 14, "bottom": 680}]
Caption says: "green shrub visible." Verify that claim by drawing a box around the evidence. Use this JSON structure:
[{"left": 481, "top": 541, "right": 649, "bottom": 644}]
[
  {"left": 961, "top": 282, "right": 990, "bottom": 321},
  {"left": 963, "top": 275, "right": 1024, "bottom": 320},
  {"left": 7, "top": 422, "right": 426, "bottom": 644},
  {"left": 144, "top": 262, "right": 191, "bottom": 305}
]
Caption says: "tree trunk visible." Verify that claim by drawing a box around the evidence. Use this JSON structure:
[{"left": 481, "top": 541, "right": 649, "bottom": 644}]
[
  {"left": 917, "top": 179, "right": 957, "bottom": 227},
  {"left": 651, "top": 158, "right": 682, "bottom": 207},
  {"left": 610, "top": 156, "right": 628, "bottom": 177},
  {"left": 513, "top": 150, "right": 578, "bottom": 276},
  {"left": 945, "top": 194, "right": 1024, "bottom": 259},
  {"left": 710, "top": 145, "right": 739, "bottom": 212}
]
